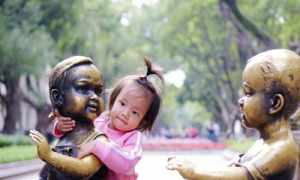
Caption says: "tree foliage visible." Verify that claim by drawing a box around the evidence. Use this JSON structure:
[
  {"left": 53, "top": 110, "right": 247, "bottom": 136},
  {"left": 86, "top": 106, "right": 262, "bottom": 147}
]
[
  {"left": 1, "top": 0, "right": 300, "bottom": 134},
  {"left": 131, "top": 0, "right": 300, "bottom": 132},
  {"left": 0, "top": 0, "right": 57, "bottom": 133}
]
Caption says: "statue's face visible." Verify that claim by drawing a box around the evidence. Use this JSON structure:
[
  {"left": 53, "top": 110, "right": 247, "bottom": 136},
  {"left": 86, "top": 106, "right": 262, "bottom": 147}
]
[
  {"left": 238, "top": 60, "right": 271, "bottom": 128},
  {"left": 61, "top": 64, "right": 104, "bottom": 122}
]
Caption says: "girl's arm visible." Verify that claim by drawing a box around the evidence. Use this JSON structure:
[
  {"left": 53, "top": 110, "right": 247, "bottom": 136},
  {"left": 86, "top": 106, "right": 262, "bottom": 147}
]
[
  {"left": 80, "top": 131, "right": 142, "bottom": 174},
  {"left": 30, "top": 130, "right": 104, "bottom": 177},
  {"left": 52, "top": 120, "right": 64, "bottom": 138}
]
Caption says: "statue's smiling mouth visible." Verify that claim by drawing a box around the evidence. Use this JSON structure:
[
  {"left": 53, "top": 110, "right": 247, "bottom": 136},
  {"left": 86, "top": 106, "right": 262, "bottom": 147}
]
[
  {"left": 87, "top": 101, "right": 98, "bottom": 112},
  {"left": 240, "top": 113, "right": 247, "bottom": 122}
]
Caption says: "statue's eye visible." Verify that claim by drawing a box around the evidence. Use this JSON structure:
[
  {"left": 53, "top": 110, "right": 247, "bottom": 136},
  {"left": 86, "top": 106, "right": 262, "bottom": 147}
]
[
  {"left": 242, "top": 83, "right": 254, "bottom": 96},
  {"left": 243, "top": 88, "right": 253, "bottom": 96},
  {"left": 95, "top": 87, "right": 103, "bottom": 96},
  {"left": 76, "top": 84, "right": 88, "bottom": 93}
]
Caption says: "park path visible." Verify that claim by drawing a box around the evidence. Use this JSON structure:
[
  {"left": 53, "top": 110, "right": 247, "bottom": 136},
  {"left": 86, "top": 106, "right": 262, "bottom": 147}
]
[
  {"left": 3, "top": 150, "right": 230, "bottom": 180},
  {"left": 137, "top": 150, "right": 228, "bottom": 180}
]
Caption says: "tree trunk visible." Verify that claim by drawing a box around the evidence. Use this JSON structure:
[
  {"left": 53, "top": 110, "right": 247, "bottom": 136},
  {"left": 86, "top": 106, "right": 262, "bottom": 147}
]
[
  {"left": 220, "top": 0, "right": 278, "bottom": 49},
  {"left": 218, "top": 0, "right": 254, "bottom": 66},
  {"left": 21, "top": 75, "right": 52, "bottom": 135},
  {"left": 35, "top": 104, "right": 52, "bottom": 134},
  {"left": 2, "top": 77, "right": 22, "bottom": 134}
]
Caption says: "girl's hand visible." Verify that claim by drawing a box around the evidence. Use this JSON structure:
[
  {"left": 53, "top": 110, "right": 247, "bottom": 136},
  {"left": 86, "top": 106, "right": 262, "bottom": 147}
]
[
  {"left": 78, "top": 141, "right": 96, "bottom": 158},
  {"left": 29, "top": 130, "right": 51, "bottom": 161},
  {"left": 166, "top": 156, "right": 195, "bottom": 179},
  {"left": 54, "top": 110, "right": 75, "bottom": 133},
  {"left": 78, "top": 135, "right": 109, "bottom": 158}
]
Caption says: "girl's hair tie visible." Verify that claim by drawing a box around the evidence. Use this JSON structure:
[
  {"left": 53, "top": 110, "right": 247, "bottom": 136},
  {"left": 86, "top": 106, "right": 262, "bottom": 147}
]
[{"left": 137, "top": 57, "right": 164, "bottom": 94}]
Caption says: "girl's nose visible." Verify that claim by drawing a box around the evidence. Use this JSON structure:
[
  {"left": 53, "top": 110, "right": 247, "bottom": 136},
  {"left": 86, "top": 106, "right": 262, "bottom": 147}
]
[{"left": 122, "top": 107, "right": 130, "bottom": 117}]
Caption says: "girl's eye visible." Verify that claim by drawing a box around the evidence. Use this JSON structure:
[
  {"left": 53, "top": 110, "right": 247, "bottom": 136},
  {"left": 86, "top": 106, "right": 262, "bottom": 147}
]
[
  {"left": 120, "top": 101, "right": 125, "bottom": 106},
  {"left": 132, "top": 111, "right": 140, "bottom": 117}
]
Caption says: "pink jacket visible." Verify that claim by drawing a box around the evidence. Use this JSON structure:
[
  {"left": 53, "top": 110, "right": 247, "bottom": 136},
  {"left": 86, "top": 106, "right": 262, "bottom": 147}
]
[{"left": 53, "top": 114, "right": 142, "bottom": 180}]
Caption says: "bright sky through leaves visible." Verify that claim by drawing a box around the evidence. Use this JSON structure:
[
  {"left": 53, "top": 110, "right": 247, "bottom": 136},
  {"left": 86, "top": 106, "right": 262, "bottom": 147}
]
[{"left": 164, "top": 69, "right": 186, "bottom": 88}]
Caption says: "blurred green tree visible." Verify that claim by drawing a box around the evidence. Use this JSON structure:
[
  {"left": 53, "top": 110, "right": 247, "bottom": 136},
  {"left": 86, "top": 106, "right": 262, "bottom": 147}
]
[
  {"left": 0, "top": 0, "right": 58, "bottom": 134},
  {"left": 1, "top": 0, "right": 300, "bottom": 135}
]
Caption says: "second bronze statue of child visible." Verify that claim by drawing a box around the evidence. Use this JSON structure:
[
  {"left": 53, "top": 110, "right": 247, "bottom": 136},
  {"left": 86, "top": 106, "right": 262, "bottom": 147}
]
[{"left": 167, "top": 49, "right": 300, "bottom": 180}]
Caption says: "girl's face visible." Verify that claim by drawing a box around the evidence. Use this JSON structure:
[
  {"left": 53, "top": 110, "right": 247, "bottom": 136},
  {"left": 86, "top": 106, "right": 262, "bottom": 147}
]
[
  {"left": 110, "top": 82, "right": 153, "bottom": 132},
  {"left": 62, "top": 64, "right": 104, "bottom": 122},
  {"left": 238, "top": 60, "right": 271, "bottom": 128}
]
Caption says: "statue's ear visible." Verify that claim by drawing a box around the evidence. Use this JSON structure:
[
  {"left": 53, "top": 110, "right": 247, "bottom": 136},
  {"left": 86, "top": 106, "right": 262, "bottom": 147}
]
[
  {"left": 269, "top": 93, "right": 284, "bottom": 114},
  {"left": 50, "top": 89, "right": 64, "bottom": 107}
]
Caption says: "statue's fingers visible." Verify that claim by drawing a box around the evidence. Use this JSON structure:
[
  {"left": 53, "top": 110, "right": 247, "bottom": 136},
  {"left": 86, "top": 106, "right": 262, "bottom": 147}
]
[
  {"left": 29, "top": 134, "right": 37, "bottom": 144},
  {"left": 36, "top": 131, "right": 44, "bottom": 137},
  {"left": 166, "top": 162, "right": 178, "bottom": 170},
  {"left": 30, "top": 134, "right": 42, "bottom": 144},
  {"left": 29, "top": 130, "right": 39, "bottom": 137},
  {"left": 168, "top": 158, "right": 184, "bottom": 170},
  {"left": 30, "top": 130, "right": 46, "bottom": 142},
  {"left": 30, "top": 130, "right": 40, "bottom": 138},
  {"left": 32, "top": 130, "right": 44, "bottom": 138},
  {"left": 167, "top": 156, "right": 176, "bottom": 162},
  {"left": 32, "top": 129, "right": 41, "bottom": 135},
  {"left": 30, "top": 129, "right": 40, "bottom": 134},
  {"left": 34, "top": 131, "right": 48, "bottom": 142}
]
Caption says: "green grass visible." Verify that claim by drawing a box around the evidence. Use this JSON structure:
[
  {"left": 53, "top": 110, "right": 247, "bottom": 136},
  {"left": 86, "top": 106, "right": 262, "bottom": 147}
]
[
  {"left": 0, "top": 145, "right": 37, "bottom": 163},
  {"left": 226, "top": 138, "right": 255, "bottom": 153},
  {"left": 0, "top": 134, "right": 32, "bottom": 147}
]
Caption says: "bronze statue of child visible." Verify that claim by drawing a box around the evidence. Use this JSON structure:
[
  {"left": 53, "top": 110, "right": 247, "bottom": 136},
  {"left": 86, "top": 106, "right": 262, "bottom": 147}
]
[
  {"left": 31, "top": 57, "right": 164, "bottom": 180},
  {"left": 30, "top": 56, "right": 107, "bottom": 179},
  {"left": 167, "top": 49, "right": 300, "bottom": 180}
]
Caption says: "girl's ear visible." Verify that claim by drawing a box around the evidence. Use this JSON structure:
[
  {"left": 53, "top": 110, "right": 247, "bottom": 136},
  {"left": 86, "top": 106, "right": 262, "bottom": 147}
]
[
  {"left": 269, "top": 93, "right": 284, "bottom": 114},
  {"left": 50, "top": 89, "right": 64, "bottom": 107}
]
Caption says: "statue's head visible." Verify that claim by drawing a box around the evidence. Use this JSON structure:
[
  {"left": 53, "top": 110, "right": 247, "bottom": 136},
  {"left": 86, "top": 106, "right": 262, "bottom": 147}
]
[
  {"left": 49, "top": 56, "right": 104, "bottom": 123},
  {"left": 239, "top": 49, "right": 300, "bottom": 128}
]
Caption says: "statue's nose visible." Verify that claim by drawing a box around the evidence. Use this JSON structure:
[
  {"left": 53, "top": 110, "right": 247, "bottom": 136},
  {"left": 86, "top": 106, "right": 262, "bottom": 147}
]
[{"left": 238, "top": 98, "right": 244, "bottom": 108}]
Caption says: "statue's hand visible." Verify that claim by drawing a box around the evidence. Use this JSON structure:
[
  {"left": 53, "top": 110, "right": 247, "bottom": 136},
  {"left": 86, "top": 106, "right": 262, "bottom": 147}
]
[
  {"left": 29, "top": 130, "right": 51, "bottom": 161},
  {"left": 166, "top": 156, "right": 195, "bottom": 179}
]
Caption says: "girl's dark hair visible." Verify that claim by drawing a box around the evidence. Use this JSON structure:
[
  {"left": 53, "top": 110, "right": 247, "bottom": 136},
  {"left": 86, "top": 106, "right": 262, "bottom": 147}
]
[{"left": 109, "top": 57, "right": 164, "bottom": 131}]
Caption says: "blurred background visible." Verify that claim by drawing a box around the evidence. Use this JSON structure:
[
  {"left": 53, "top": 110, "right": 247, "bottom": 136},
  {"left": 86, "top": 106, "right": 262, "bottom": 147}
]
[{"left": 0, "top": 0, "right": 300, "bottom": 179}]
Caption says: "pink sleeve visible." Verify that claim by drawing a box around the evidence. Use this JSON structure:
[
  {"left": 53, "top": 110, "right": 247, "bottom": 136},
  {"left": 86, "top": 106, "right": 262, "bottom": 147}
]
[
  {"left": 91, "top": 132, "right": 142, "bottom": 174},
  {"left": 53, "top": 113, "right": 106, "bottom": 139},
  {"left": 93, "top": 113, "right": 108, "bottom": 129},
  {"left": 52, "top": 120, "right": 64, "bottom": 138}
]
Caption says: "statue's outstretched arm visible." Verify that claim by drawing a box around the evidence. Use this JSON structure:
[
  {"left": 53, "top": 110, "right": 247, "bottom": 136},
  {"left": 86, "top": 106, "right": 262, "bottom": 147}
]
[{"left": 167, "top": 157, "right": 249, "bottom": 180}]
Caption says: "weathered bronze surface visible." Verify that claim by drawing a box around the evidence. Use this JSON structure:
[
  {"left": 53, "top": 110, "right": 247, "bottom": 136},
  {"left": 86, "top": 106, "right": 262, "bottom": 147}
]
[
  {"left": 38, "top": 56, "right": 106, "bottom": 179},
  {"left": 167, "top": 49, "right": 300, "bottom": 180}
]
